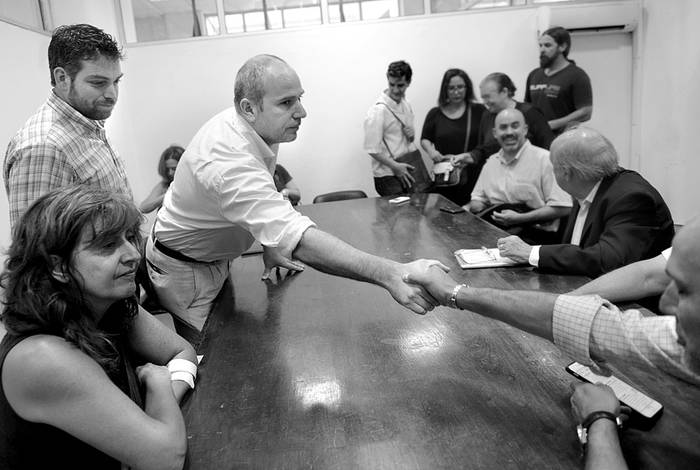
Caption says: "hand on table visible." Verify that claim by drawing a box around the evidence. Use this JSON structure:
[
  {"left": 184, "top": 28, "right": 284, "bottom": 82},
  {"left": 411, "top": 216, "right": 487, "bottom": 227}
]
[
  {"left": 262, "top": 245, "right": 305, "bottom": 280},
  {"left": 392, "top": 162, "right": 415, "bottom": 190},
  {"left": 491, "top": 209, "right": 522, "bottom": 227},
  {"left": 570, "top": 382, "right": 620, "bottom": 423},
  {"left": 388, "top": 259, "right": 451, "bottom": 314},
  {"left": 497, "top": 235, "right": 532, "bottom": 263}
]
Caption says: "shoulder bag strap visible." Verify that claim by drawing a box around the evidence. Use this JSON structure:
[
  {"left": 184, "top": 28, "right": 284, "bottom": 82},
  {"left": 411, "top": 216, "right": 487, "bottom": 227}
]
[
  {"left": 463, "top": 105, "right": 473, "bottom": 153},
  {"left": 377, "top": 102, "right": 410, "bottom": 156},
  {"left": 376, "top": 101, "right": 406, "bottom": 128}
]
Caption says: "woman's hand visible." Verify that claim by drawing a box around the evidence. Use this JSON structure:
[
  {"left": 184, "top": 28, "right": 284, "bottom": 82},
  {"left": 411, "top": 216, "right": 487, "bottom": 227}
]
[{"left": 450, "top": 153, "right": 474, "bottom": 168}]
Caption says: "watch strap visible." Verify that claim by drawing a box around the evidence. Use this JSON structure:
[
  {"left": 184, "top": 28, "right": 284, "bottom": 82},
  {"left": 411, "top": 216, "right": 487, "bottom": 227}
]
[{"left": 582, "top": 410, "right": 621, "bottom": 429}]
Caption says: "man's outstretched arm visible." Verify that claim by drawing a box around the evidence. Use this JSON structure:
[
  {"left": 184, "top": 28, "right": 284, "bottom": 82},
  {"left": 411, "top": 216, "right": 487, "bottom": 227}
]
[{"left": 266, "top": 227, "right": 449, "bottom": 315}]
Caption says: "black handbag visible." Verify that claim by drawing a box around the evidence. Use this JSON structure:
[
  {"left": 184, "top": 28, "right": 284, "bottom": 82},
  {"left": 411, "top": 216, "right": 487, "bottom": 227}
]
[{"left": 432, "top": 105, "right": 472, "bottom": 188}]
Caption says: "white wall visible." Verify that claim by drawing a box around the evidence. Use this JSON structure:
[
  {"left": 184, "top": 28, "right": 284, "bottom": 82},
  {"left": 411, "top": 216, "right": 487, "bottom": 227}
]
[
  {"left": 637, "top": 0, "right": 700, "bottom": 224},
  {"left": 112, "top": 8, "right": 543, "bottom": 209},
  {"left": 0, "top": 21, "right": 50, "bottom": 254}
]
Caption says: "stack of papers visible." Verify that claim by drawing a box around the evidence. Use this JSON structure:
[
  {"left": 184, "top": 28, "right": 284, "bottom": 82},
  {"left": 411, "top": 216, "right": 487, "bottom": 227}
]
[{"left": 454, "top": 248, "right": 522, "bottom": 269}]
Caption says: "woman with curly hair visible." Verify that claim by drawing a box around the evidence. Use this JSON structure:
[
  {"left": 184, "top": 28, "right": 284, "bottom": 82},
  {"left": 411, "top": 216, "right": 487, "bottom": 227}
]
[{"left": 0, "top": 186, "right": 196, "bottom": 469}]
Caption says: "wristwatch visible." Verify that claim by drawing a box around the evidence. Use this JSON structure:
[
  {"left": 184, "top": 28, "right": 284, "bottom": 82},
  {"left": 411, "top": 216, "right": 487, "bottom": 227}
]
[{"left": 577, "top": 411, "right": 624, "bottom": 445}]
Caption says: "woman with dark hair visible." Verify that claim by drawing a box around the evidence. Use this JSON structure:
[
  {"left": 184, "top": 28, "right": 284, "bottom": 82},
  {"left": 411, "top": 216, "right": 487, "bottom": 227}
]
[
  {"left": 140, "top": 145, "right": 184, "bottom": 214},
  {"left": 420, "top": 68, "right": 486, "bottom": 205},
  {"left": 0, "top": 186, "right": 196, "bottom": 469}
]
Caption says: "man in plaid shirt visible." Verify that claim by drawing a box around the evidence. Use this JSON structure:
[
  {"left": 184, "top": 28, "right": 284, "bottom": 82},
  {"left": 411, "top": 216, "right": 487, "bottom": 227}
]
[{"left": 4, "top": 24, "right": 131, "bottom": 227}]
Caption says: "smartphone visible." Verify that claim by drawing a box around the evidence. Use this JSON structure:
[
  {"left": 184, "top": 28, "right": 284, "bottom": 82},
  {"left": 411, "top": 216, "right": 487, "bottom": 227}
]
[
  {"left": 389, "top": 196, "right": 410, "bottom": 204},
  {"left": 440, "top": 205, "right": 466, "bottom": 214},
  {"left": 566, "top": 361, "right": 663, "bottom": 422}
]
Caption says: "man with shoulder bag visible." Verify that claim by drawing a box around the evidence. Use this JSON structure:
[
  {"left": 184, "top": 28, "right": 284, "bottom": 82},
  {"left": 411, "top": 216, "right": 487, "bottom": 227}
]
[{"left": 363, "top": 60, "right": 430, "bottom": 196}]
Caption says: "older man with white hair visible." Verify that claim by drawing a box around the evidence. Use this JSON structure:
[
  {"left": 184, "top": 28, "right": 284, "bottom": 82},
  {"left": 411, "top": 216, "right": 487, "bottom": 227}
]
[{"left": 498, "top": 126, "right": 674, "bottom": 277}]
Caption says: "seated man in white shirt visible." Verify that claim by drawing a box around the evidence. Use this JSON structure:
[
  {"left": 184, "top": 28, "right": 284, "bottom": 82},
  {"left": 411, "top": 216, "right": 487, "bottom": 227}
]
[
  {"left": 497, "top": 127, "right": 674, "bottom": 277},
  {"left": 466, "top": 108, "right": 571, "bottom": 244},
  {"left": 146, "top": 54, "right": 445, "bottom": 337},
  {"left": 405, "top": 217, "right": 700, "bottom": 470}
]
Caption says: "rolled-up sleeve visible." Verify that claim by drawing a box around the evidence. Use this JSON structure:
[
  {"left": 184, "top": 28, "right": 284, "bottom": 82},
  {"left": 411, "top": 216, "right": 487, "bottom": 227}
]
[
  {"left": 553, "top": 294, "right": 698, "bottom": 383},
  {"left": 552, "top": 294, "right": 601, "bottom": 363},
  {"left": 217, "top": 155, "right": 315, "bottom": 256}
]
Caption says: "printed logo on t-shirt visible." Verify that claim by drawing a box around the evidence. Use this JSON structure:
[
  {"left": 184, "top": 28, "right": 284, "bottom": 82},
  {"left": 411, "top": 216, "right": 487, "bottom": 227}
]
[{"left": 545, "top": 84, "right": 561, "bottom": 99}]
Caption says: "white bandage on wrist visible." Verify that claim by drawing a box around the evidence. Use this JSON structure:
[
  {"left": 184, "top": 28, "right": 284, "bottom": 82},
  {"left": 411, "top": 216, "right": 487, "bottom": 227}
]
[
  {"left": 170, "top": 370, "right": 195, "bottom": 389},
  {"left": 167, "top": 358, "right": 197, "bottom": 389}
]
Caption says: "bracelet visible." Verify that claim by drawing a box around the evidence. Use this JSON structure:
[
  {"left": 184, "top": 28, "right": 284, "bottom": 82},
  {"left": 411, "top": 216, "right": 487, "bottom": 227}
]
[
  {"left": 450, "top": 283, "right": 468, "bottom": 310},
  {"left": 167, "top": 358, "right": 197, "bottom": 378},
  {"left": 170, "top": 371, "right": 195, "bottom": 389}
]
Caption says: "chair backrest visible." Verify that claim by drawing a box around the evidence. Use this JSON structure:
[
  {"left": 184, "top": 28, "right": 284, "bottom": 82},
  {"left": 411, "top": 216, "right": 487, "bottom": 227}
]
[{"left": 313, "top": 190, "right": 368, "bottom": 204}]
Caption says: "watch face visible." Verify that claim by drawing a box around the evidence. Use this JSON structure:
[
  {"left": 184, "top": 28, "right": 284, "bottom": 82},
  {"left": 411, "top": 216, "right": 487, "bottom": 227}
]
[{"left": 576, "top": 424, "right": 587, "bottom": 445}]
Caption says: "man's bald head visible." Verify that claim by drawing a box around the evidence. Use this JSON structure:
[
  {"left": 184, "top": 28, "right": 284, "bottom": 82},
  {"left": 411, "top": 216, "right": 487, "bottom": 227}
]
[
  {"left": 550, "top": 127, "right": 619, "bottom": 181},
  {"left": 234, "top": 54, "right": 288, "bottom": 114},
  {"left": 493, "top": 108, "right": 528, "bottom": 156},
  {"left": 494, "top": 108, "right": 525, "bottom": 127}
]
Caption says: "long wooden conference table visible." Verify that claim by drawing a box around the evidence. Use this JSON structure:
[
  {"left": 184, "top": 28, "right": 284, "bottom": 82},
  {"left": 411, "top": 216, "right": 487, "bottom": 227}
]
[{"left": 183, "top": 194, "right": 700, "bottom": 469}]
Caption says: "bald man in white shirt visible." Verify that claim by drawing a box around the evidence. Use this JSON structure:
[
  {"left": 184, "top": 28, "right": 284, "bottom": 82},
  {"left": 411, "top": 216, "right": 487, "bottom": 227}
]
[{"left": 146, "top": 55, "right": 445, "bottom": 335}]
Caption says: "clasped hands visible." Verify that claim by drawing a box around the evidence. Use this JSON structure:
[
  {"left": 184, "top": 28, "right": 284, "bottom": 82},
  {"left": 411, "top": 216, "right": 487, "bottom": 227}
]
[{"left": 261, "top": 245, "right": 461, "bottom": 315}]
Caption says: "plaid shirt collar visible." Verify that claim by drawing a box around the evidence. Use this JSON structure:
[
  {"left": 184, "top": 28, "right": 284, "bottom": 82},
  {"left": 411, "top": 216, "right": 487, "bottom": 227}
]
[{"left": 47, "top": 90, "right": 107, "bottom": 135}]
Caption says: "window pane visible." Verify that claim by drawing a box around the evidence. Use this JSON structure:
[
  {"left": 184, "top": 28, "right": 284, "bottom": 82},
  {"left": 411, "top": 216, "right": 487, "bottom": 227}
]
[
  {"left": 431, "top": 0, "right": 510, "bottom": 14},
  {"left": 0, "top": 0, "right": 43, "bottom": 29},
  {"left": 224, "top": 0, "right": 319, "bottom": 31},
  {"left": 225, "top": 13, "right": 245, "bottom": 33},
  {"left": 362, "top": 0, "right": 399, "bottom": 20},
  {"left": 328, "top": 2, "right": 361, "bottom": 23},
  {"left": 204, "top": 14, "right": 220, "bottom": 35},
  {"left": 281, "top": 5, "right": 322, "bottom": 28},
  {"left": 131, "top": 0, "right": 218, "bottom": 42},
  {"left": 472, "top": 1, "right": 510, "bottom": 9}
]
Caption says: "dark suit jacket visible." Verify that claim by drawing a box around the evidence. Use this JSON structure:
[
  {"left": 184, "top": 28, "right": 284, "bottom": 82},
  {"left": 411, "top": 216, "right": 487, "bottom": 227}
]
[{"left": 538, "top": 169, "right": 674, "bottom": 277}]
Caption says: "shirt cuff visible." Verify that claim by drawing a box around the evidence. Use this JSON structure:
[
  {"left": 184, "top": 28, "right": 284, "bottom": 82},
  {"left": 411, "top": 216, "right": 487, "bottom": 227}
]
[
  {"left": 276, "top": 215, "right": 316, "bottom": 256},
  {"left": 552, "top": 295, "right": 605, "bottom": 363},
  {"left": 528, "top": 245, "right": 541, "bottom": 267}
]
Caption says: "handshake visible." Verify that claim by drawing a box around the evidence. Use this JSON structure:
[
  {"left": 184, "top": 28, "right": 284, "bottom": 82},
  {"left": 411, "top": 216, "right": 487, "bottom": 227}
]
[{"left": 389, "top": 259, "right": 461, "bottom": 314}]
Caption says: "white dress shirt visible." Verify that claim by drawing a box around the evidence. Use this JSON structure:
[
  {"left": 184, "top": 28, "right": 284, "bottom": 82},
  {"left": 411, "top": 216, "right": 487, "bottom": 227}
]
[{"left": 155, "top": 108, "right": 315, "bottom": 262}]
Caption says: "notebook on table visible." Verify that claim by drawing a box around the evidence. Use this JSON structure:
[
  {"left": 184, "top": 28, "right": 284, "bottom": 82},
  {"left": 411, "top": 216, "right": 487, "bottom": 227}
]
[{"left": 454, "top": 248, "right": 523, "bottom": 269}]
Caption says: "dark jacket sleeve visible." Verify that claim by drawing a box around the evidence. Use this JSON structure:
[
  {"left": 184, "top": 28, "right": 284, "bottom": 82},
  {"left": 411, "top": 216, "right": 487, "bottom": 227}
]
[
  {"left": 524, "top": 71, "right": 534, "bottom": 103},
  {"left": 538, "top": 185, "right": 672, "bottom": 277},
  {"left": 522, "top": 104, "right": 555, "bottom": 150},
  {"left": 469, "top": 112, "right": 499, "bottom": 164}
]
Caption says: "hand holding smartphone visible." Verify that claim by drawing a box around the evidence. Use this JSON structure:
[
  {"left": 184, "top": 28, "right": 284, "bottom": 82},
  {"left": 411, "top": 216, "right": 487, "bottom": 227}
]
[{"left": 566, "top": 361, "right": 663, "bottom": 426}]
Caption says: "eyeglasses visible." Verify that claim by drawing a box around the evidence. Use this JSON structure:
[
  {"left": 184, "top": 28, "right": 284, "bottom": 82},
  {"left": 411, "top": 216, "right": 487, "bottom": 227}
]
[{"left": 448, "top": 85, "right": 466, "bottom": 91}]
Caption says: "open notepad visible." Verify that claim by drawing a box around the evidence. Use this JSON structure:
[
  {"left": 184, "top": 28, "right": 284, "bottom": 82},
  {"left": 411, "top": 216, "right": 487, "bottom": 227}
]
[{"left": 454, "top": 248, "right": 523, "bottom": 269}]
